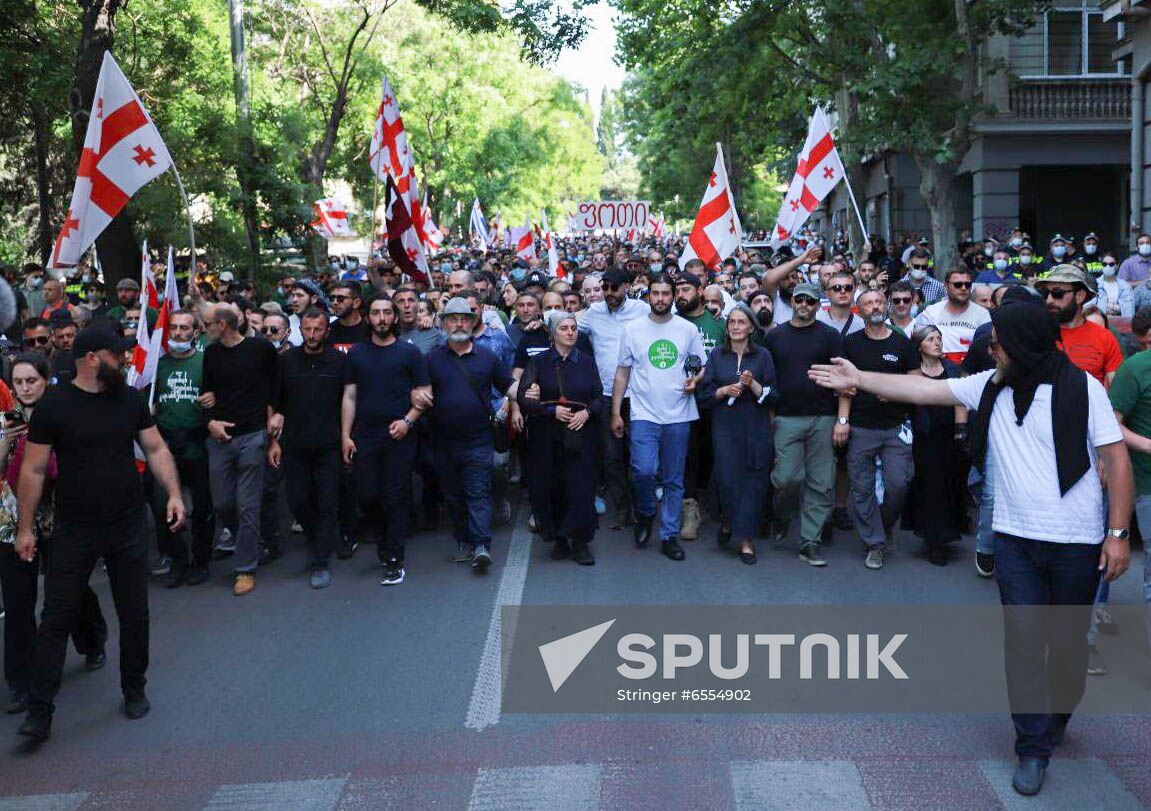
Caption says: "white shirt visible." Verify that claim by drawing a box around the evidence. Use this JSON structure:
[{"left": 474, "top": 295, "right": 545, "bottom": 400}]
[
  {"left": 816, "top": 308, "right": 864, "bottom": 335},
  {"left": 616, "top": 315, "right": 705, "bottom": 425},
  {"left": 773, "top": 291, "right": 793, "bottom": 325},
  {"left": 287, "top": 313, "right": 303, "bottom": 346},
  {"left": 948, "top": 370, "right": 1122, "bottom": 544},
  {"left": 579, "top": 297, "right": 651, "bottom": 395},
  {"left": 913, "top": 299, "right": 990, "bottom": 361}
]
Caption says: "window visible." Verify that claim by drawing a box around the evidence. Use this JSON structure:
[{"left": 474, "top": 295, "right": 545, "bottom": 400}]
[{"left": 1010, "top": 1, "right": 1125, "bottom": 78}]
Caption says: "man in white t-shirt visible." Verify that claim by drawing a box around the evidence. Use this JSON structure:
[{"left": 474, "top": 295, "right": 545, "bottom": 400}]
[
  {"left": 912, "top": 266, "right": 990, "bottom": 364},
  {"left": 611, "top": 273, "right": 705, "bottom": 561},
  {"left": 809, "top": 298, "right": 1132, "bottom": 800}
]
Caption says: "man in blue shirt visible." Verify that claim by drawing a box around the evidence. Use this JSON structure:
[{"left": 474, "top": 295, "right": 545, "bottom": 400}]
[
  {"left": 975, "top": 247, "right": 1020, "bottom": 287},
  {"left": 421, "top": 297, "right": 516, "bottom": 570}
]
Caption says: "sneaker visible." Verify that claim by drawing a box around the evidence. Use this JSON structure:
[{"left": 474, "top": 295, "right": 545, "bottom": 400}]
[
  {"left": 594, "top": 496, "right": 606, "bottom": 516},
  {"left": 453, "top": 542, "right": 474, "bottom": 563},
  {"left": 123, "top": 692, "right": 150, "bottom": 720},
  {"left": 184, "top": 564, "right": 210, "bottom": 586},
  {"left": 309, "top": 568, "right": 332, "bottom": 590},
  {"left": 833, "top": 506, "right": 853, "bottom": 531},
  {"left": 1087, "top": 644, "right": 1108, "bottom": 676},
  {"left": 84, "top": 651, "right": 107, "bottom": 672},
  {"left": 337, "top": 536, "right": 358, "bottom": 560},
  {"left": 233, "top": 573, "right": 255, "bottom": 596},
  {"left": 163, "top": 560, "right": 187, "bottom": 589},
  {"left": 150, "top": 555, "right": 172, "bottom": 577},
  {"left": 798, "top": 544, "right": 827, "bottom": 567},
  {"left": 472, "top": 545, "right": 492, "bottom": 571},
  {"left": 291, "top": 520, "right": 304, "bottom": 534},
  {"left": 528, "top": 513, "right": 538, "bottom": 533},
  {"left": 1095, "top": 606, "right": 1119, "bottom": 636},
  {"left": 381, "top": 564, "right": 406, "bottom": 586},
  {"left": 865, "top": 548, "right": 885, "bottom": 570},
  {"left": 975, "top": 551, "right": 996, "bottom": 578},
  {"left": 680, "top": 498, "right": 701, "bottom": 540},
  {"left": 213, "top": 528, "right": 236, "bottom": 558}
]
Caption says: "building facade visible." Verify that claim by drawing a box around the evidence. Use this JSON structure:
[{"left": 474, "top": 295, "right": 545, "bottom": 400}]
[{"left": 1104, "top": 0, "right": 1151, "bottom": 242}]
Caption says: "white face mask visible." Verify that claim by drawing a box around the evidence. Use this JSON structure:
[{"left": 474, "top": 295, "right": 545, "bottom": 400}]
[
  {"left": 983, "top": 246, "right": 994, "bottom": 257},
  {"left": 1052, "top": 245, "right": 1067, "bottom": 258},
  {"left": 1010, "top": 237, "right": 1024, "bottom": 249},
  {"left": 993, "top": 259, "right": 1009, "bottom": 272},
  {"left": 1140, "top": 243, "right": 1151, "bottom": 257},
  {"left": 909, "top": 268, "right": 928, "bottom": 281},
  {"left": 1102, "top": 263, "right": 1118, "bottom": 278},
  {"left": 1019, "top": 254, "right": 1034, "bottom": 265},
  {"left": 168, "top": 340, "right": 193, "bottom": 353},
  {"left": 1084, "top": 244, "right": 1097, "bottom": 256},
  {"left": 271, "top": 338, "right": 285, "bottom": 350}
]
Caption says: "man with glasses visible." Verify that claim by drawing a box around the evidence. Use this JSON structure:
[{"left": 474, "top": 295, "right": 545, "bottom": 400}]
[
  {"left": 816, "top": 271, "right": 864, "bottom": 336},
  {"left": 580, "top": 268, "right": 650, "bottom": 528},
  {"left": 913, "top": 267, "right": 989, "bottom": 364},
  {"left": 259, "top": 312, "right": 291, "bottom": 350},
  {"left": 764, "top": 282, "right": 844, "bottom": 566},
  {"left": 22, "top": 318, "right": 53, "bottom": 356},
  {"left": 326, "top": 281, "right": 369, "bottom": 353},
  {"left": 902, "top": 249, "right": 946, "bottom": 305},
  {"left": 886, "top": 281, "right": 917, "bottom": 337}
]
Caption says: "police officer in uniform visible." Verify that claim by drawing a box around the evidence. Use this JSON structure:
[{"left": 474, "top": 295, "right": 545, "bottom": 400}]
[{"left": 1081, "top": 233, "right": 1104, "bottom": 279}]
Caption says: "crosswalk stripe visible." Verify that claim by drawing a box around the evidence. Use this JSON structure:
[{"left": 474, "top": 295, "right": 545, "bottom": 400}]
[
  {"left": 203, "top": 778, "right": 347, "bottom": 810},
  {"left": 731, "top": 760, "right": 870, "bottom": 810},
  {"left": 467, "top": 764, "right": 601, "bottom": 810},
  {"left": 0, "top": 794, "right": 87, "bottom": 811},
  {"left": 979, "top": 759, "right": 1143, "bottom": 810}
]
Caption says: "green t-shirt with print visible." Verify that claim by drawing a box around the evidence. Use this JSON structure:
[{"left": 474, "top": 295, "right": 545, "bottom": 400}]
[
  {"left": 154, "top": 350, "right": 207, "bottom": 458},
  {"left": 1109, "top": 349, "right": 1151, "bottom": 494},
  {"left": 680, "top": 310, "right": 726, "bottom": 353}
]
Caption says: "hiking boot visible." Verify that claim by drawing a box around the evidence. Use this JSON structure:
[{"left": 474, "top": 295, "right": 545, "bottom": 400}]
[
  {"left": 680, "top": 498, "right": 701, "bottom": 540},
  {"left": 233, "top": 573, "right": 255, "bottom": 596}
]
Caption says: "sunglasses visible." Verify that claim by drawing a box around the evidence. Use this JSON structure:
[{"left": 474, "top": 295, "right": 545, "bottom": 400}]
[
  {"left": 605, "top": 283, "right": 623, "bottom": 292},
  {"left": 829, "top": 284, "right": 854, "bottom": 293},
  {"left": 1102, "top": 262, "right": 1117, "bottom": 268},
  {"left": 261, "top": 326, "right": 284, "bottom": 335},
  {"left": 891, "top": 297, "right": 912, "bottom": 305},
  {"left": 949, "top": 281, "right": 972, "bottom": 289},
  {"left": 1043, "top": 288, "right": 1074, "bottom": 300},
  {"left": 909, "top": 265, "right": 930, "bottom": 271},
  {"left": 792, "top": 296, "right": 818, "bottom": 305},
  {"left": 25, "top": 336, "right": 50, "bottom": 346},
  {"left": 329, "top": 294, "right": 354, "bottom": 302}
]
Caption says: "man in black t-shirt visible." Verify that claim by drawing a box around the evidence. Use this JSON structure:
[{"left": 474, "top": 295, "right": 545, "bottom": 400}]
[
  {"left": 16, "top": 325, "right": 186, "bottom": 742},
  {"left": 326, "top": 280, "right": 370, "bottom": 353},
  {"left": 342, "top": 294, "right": 430, "bottom": 585},
  {"left": 202, "top": 303, "right": 278, "bottom": 597},
  {"left": 763, "top": 282, "right": 844, "bottom": 566},
  {"left": 841, "top": 289, "right": 918, "bottom": 570}
]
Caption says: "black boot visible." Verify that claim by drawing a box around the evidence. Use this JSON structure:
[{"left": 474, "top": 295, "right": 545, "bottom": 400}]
[
  {"left": 551, "top": 537, "right": 572, "bottom": 560},
  {"left": 18, "top": 711, "right": 51, "bottom": 741},
  {"left": 633, "top": 514, "right": 654, "bottom": 548},
  {"left": 571, "top": 542, "right": 595, "bottom": 566}
]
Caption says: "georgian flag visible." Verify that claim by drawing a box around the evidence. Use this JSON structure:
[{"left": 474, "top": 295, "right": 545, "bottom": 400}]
[
  {"left": 679, "top": 143, "right": 743, "bottom": 270},
  {"left": 369, "top": 76, "right": 414, "bottom": 200},
  {"left": 128, "top": 242, "right": 162, "bottom": 390},
  {"left": 385, "top": 174, "right": 427, "bottom": 284},
  {"left": 511, "top": 216, "right": 536, "bottom": 261},
  {"left": 769, "top": 107, "right": 846, "bottom": 247},
  {"left": 312, "top": 197, "right": 352, "bottom": 237},
  {"left": 541, "top": 209, "right": 560, "bottom": 276},
  {"left": 51, "top": 51, "right": 174, "bottom": 269}
]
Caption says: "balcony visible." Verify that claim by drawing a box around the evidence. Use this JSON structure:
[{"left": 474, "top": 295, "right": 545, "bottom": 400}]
[{"left": 1007, "top": 77, "right": 1130, "bottom": 120}]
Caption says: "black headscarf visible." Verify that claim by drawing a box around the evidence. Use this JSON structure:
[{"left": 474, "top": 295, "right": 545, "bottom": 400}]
[{"left": 967, "top": 298, "right": 1089, "bottom": 496}]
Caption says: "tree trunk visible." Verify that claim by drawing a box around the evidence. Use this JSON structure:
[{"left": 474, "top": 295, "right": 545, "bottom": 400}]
[
  {"left": 914, "top": 152, "right": 960, "bottom": 278},
  {"left": 71, "top": 0, "right": 138, "bottom": 288},
  {"left": 30, "top": 105, "right": 53, "bottom": 266}
]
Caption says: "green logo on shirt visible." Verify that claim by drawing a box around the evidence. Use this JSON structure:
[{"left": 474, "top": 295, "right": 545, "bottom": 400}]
[{"left": 647, "top": 339, "right": 679, "bottom": 369}]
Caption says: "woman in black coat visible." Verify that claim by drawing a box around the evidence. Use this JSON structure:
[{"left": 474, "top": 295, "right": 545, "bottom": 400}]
[
  {"left": 697, "top": 305, "right": 779, "bottom": 564},
  {"left": 518, "top": 310, "right": 604, "bottom": 565}
]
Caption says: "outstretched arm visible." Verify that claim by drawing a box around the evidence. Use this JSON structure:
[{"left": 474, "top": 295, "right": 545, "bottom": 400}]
[{"left": 809, "top": 357, "right": 959, "bottom": 407}]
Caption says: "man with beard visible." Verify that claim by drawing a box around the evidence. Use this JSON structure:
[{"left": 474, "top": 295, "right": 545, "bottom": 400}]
[
  {"left": 809, "top": 299, "right": 1132, "bottom": 799},
  {"left": 1035, "top": 266, "right": 1122, "bottom": 387},
  {"left": 326, "top": 281, "right": 369, "bottom": 353},
  {"left": 761, "top": 246, "right": 820, "bottom": 326},
  {"left": 839, "top": 290, "right": 919, "bottom": 569},
  {"left": 16, "top": 325, "right": 186, "bottom": 741},
  {"left": 421, "top": 298, "right": 514, "bottom": 571},
  {"left": 580, "top": 268, "right": 650, "bottom": 528},
  {"left": 913, "top": 267, "right": 990, "bottom": 364},
  {"left": 286, "top": 279, "right": 327, "bottom": 347},
  {"left": 268, "top": 310, "right": 346, "bottom": 589},
  {"left": 202, "top": 304, "right": 279, "bottom": 596},
  {"left": 747, "top": 291, "right": 774, "bottom": 342},
  {"left": 763, "top": 282, "right": 844, "bottom": 566},
  {"left": 674, "top": 270, "right": 724, "bottom": 540},
  {"left": 611, "top": 273, "right": 706, "bottom": 561}
]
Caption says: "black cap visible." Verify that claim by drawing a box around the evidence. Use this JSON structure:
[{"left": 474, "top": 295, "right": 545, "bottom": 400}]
[
  {"left": 677, "top": 273, "right": 703, "bottom": 288},
  {"left": 603, "top": 268, "right": 630, "bottom": 286},
  {"left": 73, "top": 324, "right": 134, "bottom": 358},
  {"left": 525, "top": 270, "right": 548, "bottom": 287}
]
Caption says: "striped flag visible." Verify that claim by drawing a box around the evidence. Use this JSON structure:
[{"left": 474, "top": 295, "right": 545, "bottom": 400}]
[{"left": 469, "top": 197, "right": 489, "bottom": 250}]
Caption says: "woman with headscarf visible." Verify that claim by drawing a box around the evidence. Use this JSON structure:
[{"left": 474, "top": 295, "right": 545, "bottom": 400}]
[
  {"left": 903, "top": 325, "right": 968, "bottom": 565},
  {"left": 518, "top": 309, "right": 603, "bottom": 565},
  {"left": 697, "top": 304, "right": 779, "bottom": 564}
]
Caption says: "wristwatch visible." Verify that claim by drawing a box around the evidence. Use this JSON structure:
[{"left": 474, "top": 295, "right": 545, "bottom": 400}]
[
  {"left": 1107, "top": 528, "right": 1130, "bottom": 541},
  {"left": 837, "top": 417, "right": 849, "bottom": 426},
  {"left": 402, "top": 416, "right": 415, "bottom": 428}
]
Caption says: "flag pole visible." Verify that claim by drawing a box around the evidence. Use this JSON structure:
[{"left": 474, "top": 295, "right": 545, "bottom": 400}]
[
  {"left": 170, "top": 164, "right": 198, "bottom": 289},
  {"left": 841, "top": 171, "right": 870, "bottom": 248},
  {"left": 370, "top": 169, "right": 381, "bottom": 261}
]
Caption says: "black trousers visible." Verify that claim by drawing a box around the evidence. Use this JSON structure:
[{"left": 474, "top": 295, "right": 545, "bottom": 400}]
[
  {"left": 683, "top": 416, "right": 713, "bottom": 502},
  {"left": 284, "top": 445, "right": 341, "bottom": 570},
  {"left": 354, "top": 436, "right": 417, "bottom": 564},
  {"left": 150, "top": 453, "right": 215, "bottom": 567},
  {"left": 598, "top": 397, "right": 631, "bottom": 518},
  {"left": 260, "top": 460, "right": 284, "bottom": 552},
  {"left": 525, "top": 425, "right": 598, "bottom": 544},
  {"left": 28, "top": 509, "right": 148, "bottom": 717},
  {"left": 0, "top": 541, "right": 106, "bottom": 696}
]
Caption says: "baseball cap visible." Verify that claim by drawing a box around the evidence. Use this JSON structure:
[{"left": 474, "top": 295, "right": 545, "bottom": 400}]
[
  {"left": 73, "top": 324, "right": 134, "bottom": 358},
  {"left": 219, "top": 271, "right": 236, "bottom": 283},
  {"left": 677, "top": 273, "right": 703, "bottom": 289},
  {"left": 792, "top": 282, "right": 821, "bottom": 301},
  {"left": 116, "top": 278, "right": 140, "bottom": 292},
  {"left": 1036, "top": 263, "right": 1096, "bottom": 295},
  {"left": 525, "top": 270, "right": 548, "bottom": 287},
  {"left": 1049, "top": 233, "right": 1069, "bottom": 245},
  {"left": 442, "top": 297, "right": 477, "bottom": 318}
]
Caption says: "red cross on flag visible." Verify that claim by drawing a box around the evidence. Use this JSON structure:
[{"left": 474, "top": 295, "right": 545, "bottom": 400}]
[
  {"left": 51, "top": 51, "right": 174, "bottom": 270},
  {"left": 369, "top": 76, "right": 414, "bottom": 202},
  {"left": 679, "top": 143, "right": 743, "bottom": 271},
  {"left": 511, "top": 216, "right": 536, "bottom": 262},
  {"left": 769, "top": 107, "right": 845, "bottom": 248},
  {"left": 128, "top": 242, "right": 163, "bottom": 390},
  {"left": 384, "top": 174, "right": 427, "bottom": 284},
  {"left": 420, "top": 194, "right": 445, "bottom": 254},
  {"left": 312, "top": 198, "right": 352, "bottom": 237}
]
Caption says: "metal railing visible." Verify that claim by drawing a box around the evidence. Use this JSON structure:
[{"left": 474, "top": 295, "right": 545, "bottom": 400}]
[{"left": 1007, "top": 77, "right": 1130, "bottom": 119}]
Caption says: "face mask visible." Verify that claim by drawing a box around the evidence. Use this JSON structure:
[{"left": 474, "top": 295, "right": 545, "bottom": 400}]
[
  {"left": 1102, "top": 264, "right": 1118, "bottom": 278},
  {"left": 1010, "top": 238, "right": 1023, "bottom": 249},
  {"left": 510, "top": 267, "right": 526, "bottom": 283},
  {"left": 82, "top": 274, "right": 91, "bottom": 283},
  {"left": 993, "top": 259, "right": 1008, "bottom": 272},
  {"left": 329, "top": 262, "right": 340, "bottom": 271},
  {"left": 1085, "top": 244, "right": 1097, "bottom": 256},
  {"left": 271, "top": 338, "right": 285, "bottom": 350},
  {"left": 983, "top": 246, "right": 994, "bottom": 257},
  {"left": 909, "top": 269, "right": 927, "bottom": 281},
  {"left": 167, "top": 340, "right": 193, "bottom": 353},
  {"left": 1052, "top": 245, "right": 1067, "bottom": 258},
  {"left": 650, "top": 263, "right": 662, "bottom": 273},
  {"left": 1140, "top": 243, "right": 1151, "bottom": 257},
  {"left": 29, "top": 277, "right": 42, "bottom": 289},
  {"left": 1019, "top": 254, "right": 1033, "bottom": 265}
]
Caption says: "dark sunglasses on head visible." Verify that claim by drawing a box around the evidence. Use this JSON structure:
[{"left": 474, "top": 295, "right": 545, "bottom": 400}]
[
  {"left": 829, "top": 284, "right": 854, "bottom": 293},
  {"left": 949, "top": 281, "right": 971, "bottom": 289},
  {"left": 1043, "top": 288, "right": 1074, "bottom": 300}
]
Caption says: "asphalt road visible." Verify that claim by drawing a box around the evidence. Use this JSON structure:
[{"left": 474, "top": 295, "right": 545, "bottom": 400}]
[{"left": 1, "top": 492, "right": 1148, "bottom": 810}]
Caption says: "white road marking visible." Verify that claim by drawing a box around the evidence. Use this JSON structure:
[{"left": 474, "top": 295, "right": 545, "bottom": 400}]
[
  {"left": 0, "top": 794, "right": 87, "bottom": 811},
  {"left": 204, "top": 778, "right": 347, "bottom": 810},
  {"left": 467, "top": 764, "right": 601, "bottom": 810},
  {"left": 979, "top": 758, "right": 1143, "bottom": 810},
  {"left": 730, "top": 760, "right": 870, "bottom": 810}
]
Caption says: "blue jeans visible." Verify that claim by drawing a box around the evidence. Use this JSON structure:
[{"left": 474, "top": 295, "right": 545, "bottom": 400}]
[
  {"left": 1135, "top": 495, "right": 1151, "bottom": 654},
  {"left": 630, "top": 420, "right": 691, "bottom": 542},
  {"left": 968, "top": 462, "right": 995, "bottom": 556},
  {"left": 436, "top": 442, "right": 493, "bottom": 550},
  {"left": 994, "top": 533, "right": 1101, "bottom": 762}
]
